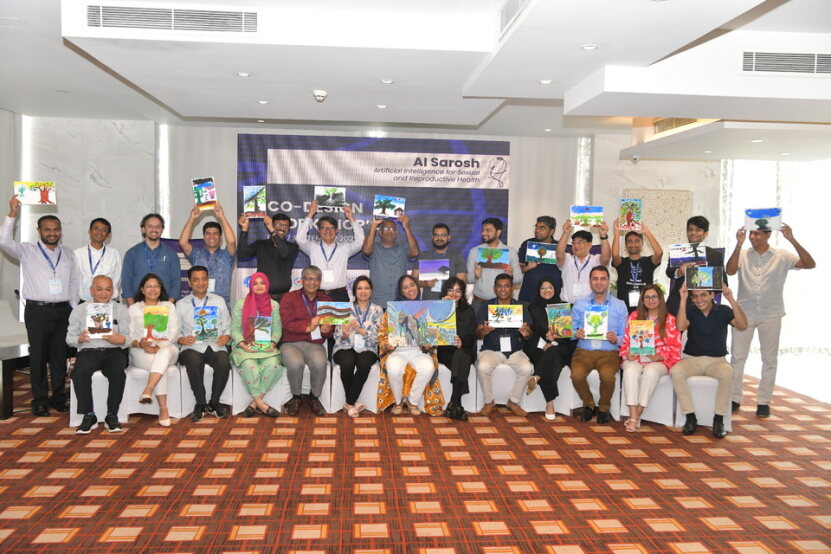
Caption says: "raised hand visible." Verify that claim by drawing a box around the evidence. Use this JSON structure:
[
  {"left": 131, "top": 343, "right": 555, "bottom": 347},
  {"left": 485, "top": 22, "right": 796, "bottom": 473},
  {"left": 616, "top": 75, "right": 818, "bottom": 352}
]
[
  {"left": 8, "top": 194, "right": 21, "bottom": 218},
  {"left": 736, "top": 227, "right": 747, "bottom": 245},
  {"left": 238, "top": 214, "right": 250, "bottom": 232},
  {"left": 780, "top": 222, "right": 795, "bottom": 242}
]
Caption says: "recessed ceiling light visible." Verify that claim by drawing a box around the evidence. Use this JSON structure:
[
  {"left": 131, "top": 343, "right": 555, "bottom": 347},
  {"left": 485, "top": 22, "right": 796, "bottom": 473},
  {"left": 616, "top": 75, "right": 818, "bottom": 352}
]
[
  {"left": 580, "top": 44, "right": 598, "bottom": 51},
  {"left": 237, "top": 72, "right": 251, "bottom": 77},
  {"left": 704, "top": 150, "right": 713, "bottom": 154},
  {"left": 544, "top": 128, "right": 552, "bottom": 132},
  {"left": 257, "top": 119, "right": 264, "bottom": 123},
  {"left": 780, "top": 152, "right": 791, "bottom": 156},
  {"left": 377, "top": 104, "right": 387, "bottom": 109},
  {"left": 55, "top": 90, "right": 68, "bottom": 94},
  {"left": 257, "top": 100, "right": 268, "bottom": 104},
  {"left": 538, "top": 79, "right": 553, "bottom": 85},
  {"left": 380, "top": 79, "right": 394, "bottom": 85},
  {"left": 750, "top": 139, "right": 764, "bottom": 143}
]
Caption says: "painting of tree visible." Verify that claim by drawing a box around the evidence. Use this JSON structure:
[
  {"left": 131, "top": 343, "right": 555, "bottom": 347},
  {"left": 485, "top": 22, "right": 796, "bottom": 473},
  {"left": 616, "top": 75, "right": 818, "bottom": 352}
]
[
  {"left": 194, "top": 306, "right": 219, "bottom": 341},
  {"left": 143, "top": 305, "right": 170, "bottom": 340},
  {"left": 315, "top": 186, "right": 345, "bottom": 207},
  {"left": 374, "top": 197, "right": 396, "bottom": 214},
  {"left": 86, "top": 303, "right": 113, "bottom": 336}
]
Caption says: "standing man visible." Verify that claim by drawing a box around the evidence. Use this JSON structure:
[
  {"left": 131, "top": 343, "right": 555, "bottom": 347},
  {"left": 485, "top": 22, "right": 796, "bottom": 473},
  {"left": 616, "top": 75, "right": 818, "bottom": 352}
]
[
  {"left": 362, "top": 215, "right": 419, "bottom": 308},
  {"left": 518, "top": 215, "right": 562, "bottom": 303},
  {"left": 411, "top": 223, "right": 467, "bottom": 300},
  {"left": 297, "top": 201, "right": 365, "bottom": 302},
  {"left": 474, "top": 273, "right": 533, "bottom": 417},
  {"left": 122, "top": 213, "right": 181, "bottom": 305},
  {"left": 74, "top": 218, "right": 123, "bottom": 302},
  {"left": 726, "top": 223, "right": 815, "bottom": 417},
  {"left": 467, "top": 217, "right": 523, "bottom": 313},
  {"left": 555, "top": 220, "right": 611, "bottom": 304},
  {"left": 666, "top": 215, "right": 726, "bottom": 316},
  {"left": 237, "top": 213, "right": 299, "bottom": 301},
  {"left": 1, "top": 195, "right": 80, "bottom": 416},
  {"left": 570, "top": 266, "right": 628, "bottom": 424},
  {"left": 611, "top": 220, "right": 663, "bottom": 312},
  {"left": 673, "top": 284, "right": 747, "bottom": 438},
  {"left": 179, "top": 203, "right": 236, "bottom": 308},
  {"left": 176, "top": 265, "right": 233, "bottom": 421}
]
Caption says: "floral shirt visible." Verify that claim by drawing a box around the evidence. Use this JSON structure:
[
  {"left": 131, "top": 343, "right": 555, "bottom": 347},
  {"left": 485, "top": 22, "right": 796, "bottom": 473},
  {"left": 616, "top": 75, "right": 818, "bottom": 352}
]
[{"left": 619, "top": 311, "right": 682, "bottom": 370}]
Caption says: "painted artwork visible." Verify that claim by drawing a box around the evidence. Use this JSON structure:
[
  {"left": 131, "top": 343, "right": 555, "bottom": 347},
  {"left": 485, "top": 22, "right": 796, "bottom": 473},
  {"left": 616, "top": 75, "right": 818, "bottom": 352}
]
[
  {"left": 583, "top": 305, "right": 608, "bottom": 340},
  {"left": 477, "top": 247, "right": 510, "bottom": 269},
  {"left": 570, "top": 205, "right": 603, "bottom": 227},
  {"left": 619, "top": 198, "right": 643, "bottom": 231},
  {"left": 668, "top": 243, "right": 705, "bottom": 267},
  {"left": 14, "top": 181, "right": 56, "bottom": 205},
  {"left": 744, "top": 208, "right": 782, "bottom": 231},
  {"left": 629, "top": 320, "right": 655, "bottom": 356},
  {"left": 487, "top": 304, "right": 524, "bottom": 329},
  {"left": 143, "top": 305, "right": 170, "bottom": 341},
  {"left": 418, "top": 259, "right": 451, "bottom": 281},
  {"left": 192, "top": 177, "right": 217, "bottom": 211},
  {"left": 314, "top": 185, "right": 346, "bottom": 208},
  {"left": 545, "top": 303, "right": 573, "bottom": 339},
  {"left": 373, "top": 194, "right": 406, "bottom": 218},
  {"left": 243, "top": 185, "right": 267, "bottom": 218},
  {"left": 317, "top": 302, "right": 353, "bottom": 325},
  {"left": 193, "top": 305, "right": 219, "bottom": 342},
  {"left": 685, "top": 266, "right": 724, "bottom": 290},
  {"left": 386, "top": 300, "right": 456, "bottom": 347},
  {"left": 85, "top": 303, "right": 113, "bottom": 338},
  {"left": 250, "top": 316, "right": 273, "bottom": 350},
  {"left": 525, "top": 241, "right": 557, "bottom": 264}
]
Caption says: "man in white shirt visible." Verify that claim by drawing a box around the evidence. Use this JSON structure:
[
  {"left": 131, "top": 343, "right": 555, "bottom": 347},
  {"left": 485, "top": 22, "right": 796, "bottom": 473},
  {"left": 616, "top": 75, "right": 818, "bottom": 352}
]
[
  {"left": 74, "top": 218, "right": 122, "bottom": 302},
  {"left": 555, "top": 220, "right": 611, "bottom": 304}
]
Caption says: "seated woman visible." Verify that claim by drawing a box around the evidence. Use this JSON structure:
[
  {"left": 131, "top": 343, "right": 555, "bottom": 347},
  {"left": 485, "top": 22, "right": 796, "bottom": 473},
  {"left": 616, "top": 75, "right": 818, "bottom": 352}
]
[
  {"left": 524, "top": 278, "right": 572, "bottom": 421},
  {"left": 436, "top": 277, "right": 476, "bottom": 421},
  {"left": 129, "top": 273, "right": 180, "bottom": 427},
  {"left": 620, "top": 284, "right": 682, "bottom": 432},
  {"left": 333, "top": 276, "right": 383, "bottom": 418},
  {"left": 231, "top": 272, "right": 283, "bottom": 417}
]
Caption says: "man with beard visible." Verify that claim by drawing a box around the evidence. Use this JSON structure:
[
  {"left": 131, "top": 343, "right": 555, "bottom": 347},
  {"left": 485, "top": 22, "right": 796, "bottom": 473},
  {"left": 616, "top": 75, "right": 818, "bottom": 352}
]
[
  {"left": 467, "top": 217, "right": 522, "bottom": 313},
  {"left": 518, "top": 216, "right": 562, "bottom": 303},
  {"left": 1, "top": 195, "right": 80, "bottom": 416},
  {"left": 122, "top": 213, "right": 181, "bottom": 305},
  {"left": 610, "top": 220, "right": 663, "bottom": 312},
  {"left": 412, "top": 223, "right": 467, "bottom": 300},
  {"left": 237, "top": 213, "right": 299, "bottom": 301},
  {"left": 179, "top": 203, "right": 237, "bottom": 308}
]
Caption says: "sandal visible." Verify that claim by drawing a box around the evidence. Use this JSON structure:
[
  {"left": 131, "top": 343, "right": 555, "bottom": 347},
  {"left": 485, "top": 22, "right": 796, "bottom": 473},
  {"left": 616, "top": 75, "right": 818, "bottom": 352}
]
[
  {"left": 242, "top": 404, "right": 257, "bottom": 418},
  {"left": 525, "top": 376, "right": 538, "bottom": 395},
  {"left": 347, "top": 406, "right": 360, "bottom": 418},
  {"left": 391, "top": 403, "right": 404, "bottom": 415},
  {"left": 408, "top": 403, "right": 421, "bottom": 416},
  {"left": 139, "top": 393, "right": 153, "bottom": 405},
  {"left": 355, "top": 402, "right": 367, "bottom": 413},
  {"left": 624, "top": 418, "right": 639, "bottom": 432}
]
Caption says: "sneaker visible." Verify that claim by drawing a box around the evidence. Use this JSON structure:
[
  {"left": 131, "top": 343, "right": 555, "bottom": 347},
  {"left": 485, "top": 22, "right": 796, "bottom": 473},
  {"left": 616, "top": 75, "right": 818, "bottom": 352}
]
[
  {"left": 212, "top": 403, "right": 229, "bottom": 419},
  {"left": 191, "top": 404, "right": 207, "bottom": 422},
  {"left": 76, "top": 414, "right": 98, "bottom": 434},
  {"left": 104, "top": 414, "right": 122, "bottom": 433},
  {"left": 756, "top": 404, "right": 770, "bottom": 418}
]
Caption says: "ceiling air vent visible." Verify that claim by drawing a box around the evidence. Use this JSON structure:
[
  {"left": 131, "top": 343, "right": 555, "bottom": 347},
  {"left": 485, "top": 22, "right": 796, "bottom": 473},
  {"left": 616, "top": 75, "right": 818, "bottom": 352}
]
[
  {"left": 653, "top": 118, "right": 698, "bottom": 135},
  {"left": 742, "top": 51, "right": 830, "bottom": 74},
  {"left": 500, "top": 0, "right": 531, "bottom": 39},
  {"left": 86, "top": 5, "right": 258, "bottom": 32}
]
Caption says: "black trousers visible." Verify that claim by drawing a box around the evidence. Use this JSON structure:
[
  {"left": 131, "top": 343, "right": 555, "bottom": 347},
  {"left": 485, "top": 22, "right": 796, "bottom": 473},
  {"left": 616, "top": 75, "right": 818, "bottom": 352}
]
[
  {"left": 333, "top": 348, "right": 377, "bottom": 405},
  {"left": 24, "top": 302, "right": 72, "bottom": 409},
  {"left": 436, "top": 346, "right": 472, "bottom": 403},
  {"left": 72, "top": 348, "right": 128, "bottom": 415},
  {"left": 528, "top": 346, "right": 565, "bottom": 402},
  {"left": 178, "top": 347, "right": 232, "bottom": 406}
]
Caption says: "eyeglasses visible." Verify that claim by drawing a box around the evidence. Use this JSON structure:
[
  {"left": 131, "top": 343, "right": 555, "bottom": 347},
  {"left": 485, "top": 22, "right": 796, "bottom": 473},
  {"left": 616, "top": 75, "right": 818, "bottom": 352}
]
[
  {"left": 318, "top": 226, "right": 336, "bottom": 231},
  {"left": 643, "top": 295, "right": 660, "bottom": 300},
  {"left": 302, "top": 276, "right": 321, "bottom": 282},
  {"left": 143, "top": 284, "right": 161, "bottom": 289}
]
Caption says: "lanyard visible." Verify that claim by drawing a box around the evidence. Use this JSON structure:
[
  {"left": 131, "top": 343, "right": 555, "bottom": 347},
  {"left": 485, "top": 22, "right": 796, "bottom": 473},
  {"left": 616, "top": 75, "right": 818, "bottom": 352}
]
[
  {"left": 573, "top": 255, "right": 591, "bottom": 280},
  {"left": 301, "top": 294, "right": 317, "bottom": 318},
  {"left": 354, "top": 302, "right": 369, "bottom": 327},
  {"left": 37, "top": 242, "right": 61, "bottom": 275},
  {"left": 88, "top": 245, "right": 106, "bottom": 275},
  {"left": 191, "top": 295, "right": 209, "bottom": 309},
  {"left": 205, "top": 248, "right": 220, "bottom": 271},
  {"left": 320, "top": 241, "right": 338, "bottom": 263},
  {"left": 144, "top": 243, "right": 161, "bottom": 270}
]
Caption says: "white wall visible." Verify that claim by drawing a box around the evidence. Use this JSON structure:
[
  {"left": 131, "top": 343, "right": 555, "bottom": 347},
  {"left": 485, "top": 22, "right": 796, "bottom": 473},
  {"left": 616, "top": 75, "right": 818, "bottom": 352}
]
[{"left": 0, "top": 110, "right": 22, "bottom": 315}]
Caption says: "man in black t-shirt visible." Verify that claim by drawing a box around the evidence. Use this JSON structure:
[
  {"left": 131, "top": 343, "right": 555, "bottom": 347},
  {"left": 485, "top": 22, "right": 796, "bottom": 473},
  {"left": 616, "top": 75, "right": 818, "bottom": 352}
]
[
  {"left": 671, "top": 284, "right": 747, "bottom": 438},
  {"left": 237, "top": 213, "right": 300, "bottom": 301},
  {"left": 611, "top": 220, "right": 663, "bottom": 312}
]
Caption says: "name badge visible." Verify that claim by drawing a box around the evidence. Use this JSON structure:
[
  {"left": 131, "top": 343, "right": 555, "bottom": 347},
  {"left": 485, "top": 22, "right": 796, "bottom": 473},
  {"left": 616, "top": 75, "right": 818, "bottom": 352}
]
[
  {"left": 353, "top": 333, "right": 366, "bottom": 350},
  {"left": 628, "top": 289, "right": 641, "bottom": 307},
  {"left": 572, "top": 283, "right": 583, "bottom": 297},
  {"left": 500, "top": 336, "right": 512, "bottom": 352},
  {"left": 310, "top": 328, "right": 322, "bottom": 341},
  {"left": 537, "top": 337, "right": 547, "bottom": 349},
  {"left": 208, "top": 278, "right": 216, "bottom": 293},
  {"left": 322, "top": 269, "right": 335, "bottom": 284},
  {"left": 49, "top": 278, "right": 63, "bottom": 296}
]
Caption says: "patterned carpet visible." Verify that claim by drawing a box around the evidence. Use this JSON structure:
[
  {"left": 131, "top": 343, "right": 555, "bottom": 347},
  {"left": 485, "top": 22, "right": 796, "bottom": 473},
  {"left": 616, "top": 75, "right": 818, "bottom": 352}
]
[{"left": 1, "top": 370, "right": 830, "bottom": 553}]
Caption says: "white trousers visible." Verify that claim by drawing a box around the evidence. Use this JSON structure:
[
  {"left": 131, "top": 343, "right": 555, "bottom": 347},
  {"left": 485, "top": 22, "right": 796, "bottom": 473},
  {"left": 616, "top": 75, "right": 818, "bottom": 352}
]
[
  {"left": 130, "top": 344, "right": 178, "bottom": 396},
  {"left": 386, "top": 346, "right": 435, "bottom": 404},
  {"left": 730, "top": 315, "right": 782, "bottom": 405},
  {"left": 622, "top": 360, "right": 668, "bottom": 408}
]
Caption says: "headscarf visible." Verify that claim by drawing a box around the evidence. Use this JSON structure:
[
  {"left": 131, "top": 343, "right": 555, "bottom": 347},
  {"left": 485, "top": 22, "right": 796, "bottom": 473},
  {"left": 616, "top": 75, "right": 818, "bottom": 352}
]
[
  {"left": 532, "top": 277, "right": 562, "bottom": 307},
  {"left": 242, "top": 272, "right": 272, "bottom": 342}
]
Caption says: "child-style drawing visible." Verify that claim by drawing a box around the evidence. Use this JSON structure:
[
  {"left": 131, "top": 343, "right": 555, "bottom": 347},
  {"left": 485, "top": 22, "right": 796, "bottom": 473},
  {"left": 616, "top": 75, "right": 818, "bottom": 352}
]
[
  {"left": 243, "top": 185, "right": 267, "bottom": 218},
  {"left": 317, "top": 302, "right": 353, "bottom": 326},
  {"left": 387, "top": 300, "right": 457, "bottom": 347},
  {"left": 193, "top": 305, "right": 219, "bottom": 342},
  {"left": 525, "top": 241, "right": 557, "bottom": 264},
  {"left": 668, "top": 243, "right": 705, "bottom": 267},
  {"left": 418, "top": 259, "right": 451, "bottom": 281},
  {"left": 86, "top": 303, "right": 113, "bottom": 337},
  {"left": 192, "top": 177, "right": 218, "bottom": 211},
  {"left": 744, "top": 208, "right": 782, "bottom": 232},
  {"left": 143, "top": 305, "right": 170, "bottom": 341},
  {"left": 545, "top": 303, "right": 573, "bottom": 339},
  {"left": 570, "top": 205, "right": 603, "bottom": 227},
  {"left": 619, "top": 198, "right": 643, "bottom": 231},
  {"left": 583, "top": 305, "right": 608, "bottom": 340},
  {"left": 685, "top": 266, "right": 724, "bottom": 290},
  {"left": 315, "top": 186, "right": 346, "bottom": 207},
  {"left": 14, "top": 181, "right": 56, "bottom": 205},
  {"left": 629, "top": 320, "right": 655, "bottom": 356},
  {"left": 250, "top": 316, "right": 273, "bottom": 350},
  {"left": 477, "top": 247, "right": 510, "bottom": 269},
  {"left": 487, "top": 304, "right": 524, "bottom": 328},
  {"left": 373, "top": 194, "right": 406, "bottom": 218}
]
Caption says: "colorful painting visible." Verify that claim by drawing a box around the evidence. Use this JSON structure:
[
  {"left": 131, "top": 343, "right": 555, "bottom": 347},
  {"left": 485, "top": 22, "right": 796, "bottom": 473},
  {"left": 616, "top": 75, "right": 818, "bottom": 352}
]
[
  {"left": 583, "top": 305, "right": 608, "bottom": 340},
  {"left": 629, "top": 320, "right": 655, "bottom": 356},
  {"left": 685, "top": 266, "right": 724, "bottom": 290},
  {"left": 619, "top": 198, "right": 643, "bottom": 231},
  {"left": 317, "top": 302, "right": 352, "bottom": 325},
  {"left": 386, "top": 300, "right": 456, "bottom": 347},
  {"left": 525, "top": 241, "right": 557, "bottom": 264},
  {"left": 193, "top": 305, "right": 219, "bottom": 342},
  {"left": 14, "top": 181, "right": 56, "bottom": 205},
  {"left": 315, "top": 186, "right": 346, "bottom": 207},
  {"left": 545, "top": 303, "right": 573, "bottom": 339},
  {"left": 250, "top": 316, "right": 273, "bottom": 350},
  {"left": 418, "top": 259, "right": 450, "bottom": 281},
  {"left": 243, "top": 185, "right": 267, "bottom": 218},
  {"left": 487, "top": 304, "right": 524, "bottom": 329},
  {"left": 570, "top": 205, "right": 603, "bottom": 227},
  {"left": 373, "top": 194, "right": 406, "bottom": 218},
  {"left": 744, "top": 208, "right": 782, "bottom": 232},
  {"left": 85, "top": 303, "right": 113, "bottom": 338},
  {"left": 143, "top": 305, "right": 169, "bottom": 341},
  {"left": 192, "top": 177, "right": 217, "bottom": 211},
  {"left": 668, "top": 243, "right": 705, "bottom": 267},
  {"left": 477, "top": 247, "right": 510, "bottom": 269}
]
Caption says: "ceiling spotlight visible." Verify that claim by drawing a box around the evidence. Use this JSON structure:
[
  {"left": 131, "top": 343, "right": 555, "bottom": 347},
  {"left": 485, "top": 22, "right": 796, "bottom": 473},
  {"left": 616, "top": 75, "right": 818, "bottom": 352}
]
[
  {"left": 544, "top": 128, "right": 552, "bottom": 132},
  {"left": 257, "top": 119, "right": 264, "bottom": 123},
  {"left": 539, "top": 79, "right": 553, "bottom": 85},
  {"left": 377, "top": 104, "right": 387, "bottom": 109},
  {"left": 55, "top": 90, "right": 68, "bottom": 94},
  {"left": 380, "top": 79, "right": 394, "bottom": 85},
  {"left": 579, "top": 44, "right": 598, "bottom": 51},
  {"left": 257, "top": 100, "right": 268, "bottom": 104},
  {"left": 237, "top": 72, "right": 251, "bottom": 77},
  {"left": 750, "top": 139, "right": 764, "bottom": 143},
  {"left": 780, "top": 152, "right": 791, "bottom": 156},
  {"left": 704, "top": 150, "right": 713, "bottom": 154}
]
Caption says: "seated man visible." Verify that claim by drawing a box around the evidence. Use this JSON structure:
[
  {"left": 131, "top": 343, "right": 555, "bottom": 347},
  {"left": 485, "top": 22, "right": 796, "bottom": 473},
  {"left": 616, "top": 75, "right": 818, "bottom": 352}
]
[
  {"left": 672, "top": 284, "right": 747, "bottom": 438},
  {"left": 475, "top": 273, "right": 533, "bottom": 417},
  {"left": 66, "top": 276, "right": 131, "bottom": 433},
  {"left": 176, "top": 265, "right": 233, "bottom": 421},
  {"left": 279, "top": 265, "right": 334, "bottom": 416},
  {"left": 571, "top": 266, "right": 628, "bottom": 424}
]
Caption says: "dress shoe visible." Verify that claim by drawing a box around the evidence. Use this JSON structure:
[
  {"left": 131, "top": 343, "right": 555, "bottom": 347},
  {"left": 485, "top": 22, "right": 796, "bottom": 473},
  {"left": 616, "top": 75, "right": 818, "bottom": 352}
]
[
  {"left": 104, "top": 413, "right": 122, "bottom": 432},
  {"left": 76, "top": 414, "right": 98, "bottom": 434},
  {"left": 210, "top": 403, "right": 229, "bottom": 419},
  {"left": 158, "top": 418, "right": 171, "bottom": 427},
  {"left": 284, "top": 397, "right": 301, "bottom": 417},
  {"left": 52, "top": 402, "right": 69, "bottom": 413},
  {"left": 445, "top": 402, "right": 468, "bottom": 422},
  {"left": 682, "top": 414, "right": 697, "bottom": 435},
  {"left": 731, "top": 401, "right": 741, "bottom": 413},
  {"left": 262, "top": 406, "right": 280, "bottom": 418},
  {"left": 480, "top": 402, "right": 495, "bottom": 416},
  {"left": 596, "top": 410, "right": 612, "bottom": 424},
  {"left": 32, "top": 405, "right": 49, "bottom": 417},
  {"left": 241, "top": 405, "right": 257, "bottom": 418},
  {"left": 310, "top": 397, "right": 327, "bottom": 417},
  {"left": 756, "top": 404, "right": 770, "bottom": 418},
  {"left": 506, "top": 400, "right": 527, "bottom": 417},
  {"left": 712, "top": 417, "right": 727, "bottom": 439},
  {"left": 544, "top": 410, "right": 556, "bottom": 421},
  {"left": 191, "top": 404, "right": 207, "bottom": 422},
  {"left": 579, "top": 406, "right": 596, "bottom": 422}
]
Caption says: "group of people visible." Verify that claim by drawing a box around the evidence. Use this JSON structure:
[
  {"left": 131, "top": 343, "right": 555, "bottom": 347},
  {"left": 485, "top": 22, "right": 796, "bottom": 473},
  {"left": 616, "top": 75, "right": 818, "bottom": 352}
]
[{"left": 0, "top": 193, "right": 814, "bottom": 438}]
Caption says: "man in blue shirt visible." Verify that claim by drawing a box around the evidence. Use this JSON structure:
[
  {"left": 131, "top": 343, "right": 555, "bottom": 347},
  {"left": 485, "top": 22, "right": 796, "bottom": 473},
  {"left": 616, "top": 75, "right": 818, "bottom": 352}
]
[
  {"left": 122, "top": 213, "right": 181, "bottom": 304},
  {"left": 179, "top": 203, "right": 236, "bottom": 308},
  {"left": 571, "top": 266, "right": 628, "bottom": 424}
]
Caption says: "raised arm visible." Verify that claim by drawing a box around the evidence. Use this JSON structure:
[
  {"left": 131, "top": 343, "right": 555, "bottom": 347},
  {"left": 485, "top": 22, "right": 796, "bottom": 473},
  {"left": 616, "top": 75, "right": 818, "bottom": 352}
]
[
  {"left": 610, "top": 219, "right": 623, "bottom": 267},
  {"left": 398, "top": 213, "right": 420, "bottom": 258},
  {"left": 641, "top": 223, "right": 664, "bottom": 265},
  {"left": 598, "top": 221, "right": 611, "bottom": 266},
  {"left": 214, "top": 203, "right": 237, "bottom": 256},
  {"left": 555, "top": 220, "right": 572, "bottom": 268},
  {"left": 361, "top": 217, "right": 381, "bottom": 257},
  {"left": 343, "top": 205, "right": 366, "bottom": 256},
  {"left": 725, "top": 227, "right": 745, "bottom": 276},
  {"left": 0, "top": 196, "right": 23, "bottom": 259},
  {"left": 178, "top": 206, "right": 200, "bottom": 256},
  {"left": 781, "top": 223, "right": 816, "bottom": 269},
  {"left": 675, "top": 285, "right": 689, "bottom": 331},
  {"left": 722, "top": 286, "right": 748, "bottom": 331}
]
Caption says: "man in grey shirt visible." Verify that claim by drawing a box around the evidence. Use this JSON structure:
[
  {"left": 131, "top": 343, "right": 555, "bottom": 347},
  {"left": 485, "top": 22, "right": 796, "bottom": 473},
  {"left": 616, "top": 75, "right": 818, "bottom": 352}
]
[
  {"left": 412, "top": 223, "right": 467, "bottom": 300},
  {"left": 361, "top": 214, "right": 419, "bottom": 308}
]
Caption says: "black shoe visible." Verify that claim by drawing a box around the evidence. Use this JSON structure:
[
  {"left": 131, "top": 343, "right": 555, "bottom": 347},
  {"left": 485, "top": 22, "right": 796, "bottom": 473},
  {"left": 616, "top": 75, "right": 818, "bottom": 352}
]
[
  {"left": 32, "top": 405, "right": 49, "bottom": 417},
  {"left": 712, "top": 417, "right": 727, "bottom": 439},
  {"left": 284, "top": 397, "right": 301, "bottom": 417},
  {"left": 211, "top": 403, "right": 229, "bottom": 419},
  {"left": 104, "top": 413, "right": 122, "bottom": 433},
  {"left": 579, "top": 406, "right": 596, "bottom": 422},
  {"left": 682, "top": 414, "right": 698, "bottom": 435},
  {"left": 596, "top": 410, "right": 612, "bottom": 424},
  {"left": 310, "top": 397, "right": 326, "bottom": 417},
  {"left": 445, "top": 402, "right": 468, "bottom": 422},
  {"left": 731, "top": 401, "right": 741, "bottom": 413},
  {"left": 191, "top": 404, "right": 207, "bottom": 422},
  {"left": 76, "top": 414, "right": 98, "bottom": 434},
  {"left": 241, "top": 405, "right": 257, "bottom": 418},
  {"left": 262, "top": 406, "right": 280, "bottom": 418},
  {"left": 756, "top": 404, "right": 770, "bottom": 418},
  {"left": 52, "top": 402, "right": 69, "bottom": 413}
]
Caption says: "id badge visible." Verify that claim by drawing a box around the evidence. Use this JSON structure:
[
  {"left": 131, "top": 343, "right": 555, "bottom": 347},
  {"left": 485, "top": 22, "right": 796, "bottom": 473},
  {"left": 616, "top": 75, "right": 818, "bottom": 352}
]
[
  {"left": 628, "top": 289, "right": 640, "bottom": 307},
  {"left": 49, "top": 278, "right": 63, "bottom": 296},
  {"left": 353, "top": 333, "right": 366, "bottom": 350},
  {"left": 431, "top": 279, "right": 443, "bottom": 293},
  {"left": 572, "top": 283, "right": 583, "bottom": 297},
  {"left": 310, "top": 328, "right": 322, "bottom": 341},
  {"left": 322, "top": 269, "right": 335, "bottom": 285},
  {"left": 500, "top": 336, "right": 512, "bottom": 352},
  {"left": 537, "top": 337, "right": 547, "bottom": 349},
  {"left": 208, "top": 278, "right": 216, "bottom": 293}
]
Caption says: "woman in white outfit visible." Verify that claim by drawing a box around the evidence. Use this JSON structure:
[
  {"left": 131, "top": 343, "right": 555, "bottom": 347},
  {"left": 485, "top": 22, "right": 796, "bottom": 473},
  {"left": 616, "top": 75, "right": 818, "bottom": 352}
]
[{"left": 128, "top": 273, "right": 180, "bottom": 426}]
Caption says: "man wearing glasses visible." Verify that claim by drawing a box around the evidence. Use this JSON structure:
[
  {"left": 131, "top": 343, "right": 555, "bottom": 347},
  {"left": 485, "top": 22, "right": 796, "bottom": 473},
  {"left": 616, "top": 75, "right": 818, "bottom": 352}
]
[
  {"left": 411, "top": 223, "right": 467, "bottom": 300},
  {"left": 362, "top": 214, "right": 420, "bottom": 308},
  {"left": 238, "top": 212, "right": 299, "bottom": 301}
]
